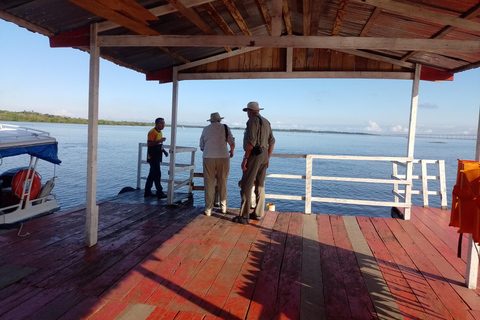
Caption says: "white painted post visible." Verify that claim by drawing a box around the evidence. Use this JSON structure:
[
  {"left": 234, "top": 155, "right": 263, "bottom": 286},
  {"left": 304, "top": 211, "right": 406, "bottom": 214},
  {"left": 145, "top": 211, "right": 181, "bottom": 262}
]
[
  {"left": 85, "top": 23, "right": 100, "bottom": 247},
  {"left": 392, "top": 162, "right": 399, "bottom": 203},
  {"left": 404, "top": 64, "right": 421, "bottom": 220},
  {"left": 137, "top": 143, "right": 143, "bottom": 189},
  {"left": 188, "top": 150, "right": 195, "bottom": 193},
  {"left": 305, "top": 155, "right": 312, "bottom": 214},
  {"left": 167, "top": 67, "right": 179, "bottom": 205},
  {"left": 438, "top": 160, "right": 447, "bottom": 209},
  {"left": 465, "top": 107, "right": 480, "bottom": 289},
  {"left": 421, "top": 160, "right": 429, "bottom": 207}
]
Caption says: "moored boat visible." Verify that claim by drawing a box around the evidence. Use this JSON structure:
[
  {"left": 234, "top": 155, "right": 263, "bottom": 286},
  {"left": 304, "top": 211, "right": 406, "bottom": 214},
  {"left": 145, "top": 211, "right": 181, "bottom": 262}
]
[{"left": 0, "top": 124, "right": 61, "bottom": 224}]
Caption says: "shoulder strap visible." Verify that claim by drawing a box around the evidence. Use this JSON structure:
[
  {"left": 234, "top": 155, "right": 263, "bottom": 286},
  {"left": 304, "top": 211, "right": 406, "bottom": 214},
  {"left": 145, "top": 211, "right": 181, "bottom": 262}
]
[{"left": 224, "top": 124, "right": 229, "bottom": 142}]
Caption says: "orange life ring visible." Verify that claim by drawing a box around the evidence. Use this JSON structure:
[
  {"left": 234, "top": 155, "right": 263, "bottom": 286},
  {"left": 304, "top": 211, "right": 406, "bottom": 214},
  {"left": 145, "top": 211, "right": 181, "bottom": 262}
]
[{"left": 12, "top": 169, "right": 41, "bottom": 200}]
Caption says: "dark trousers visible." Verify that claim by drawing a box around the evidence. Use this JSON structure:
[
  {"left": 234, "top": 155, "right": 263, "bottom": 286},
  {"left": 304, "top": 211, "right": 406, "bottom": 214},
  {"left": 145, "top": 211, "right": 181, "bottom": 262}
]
[
  {"left": 145, "top": 161, "right": 162, "bottom": 194},
  {"left": 240, "top": 152, "right": 268, "bottom": 218}
]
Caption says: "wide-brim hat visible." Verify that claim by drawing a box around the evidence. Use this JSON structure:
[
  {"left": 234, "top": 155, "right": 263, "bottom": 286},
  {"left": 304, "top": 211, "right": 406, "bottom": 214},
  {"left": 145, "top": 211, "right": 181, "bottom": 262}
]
[
  {"left": 207, "top": 112, "right": 224, "bottom": 122},
  {"left": 243, "top": 101, "right": 264, "bottom": 112}
]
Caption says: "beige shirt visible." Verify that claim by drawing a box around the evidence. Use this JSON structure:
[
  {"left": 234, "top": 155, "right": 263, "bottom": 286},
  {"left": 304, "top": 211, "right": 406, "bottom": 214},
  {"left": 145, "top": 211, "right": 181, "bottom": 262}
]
[{"left": 200, "top": 122, "right": 235, "bottom": 158}]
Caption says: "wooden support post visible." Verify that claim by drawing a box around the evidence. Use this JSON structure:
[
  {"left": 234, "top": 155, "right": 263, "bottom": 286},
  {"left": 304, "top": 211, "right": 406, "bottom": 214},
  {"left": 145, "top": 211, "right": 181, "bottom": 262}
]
[
  {"left": 421, "top": 159, "right": 429, "bottom": 207},
  {"left": 465, "top": 107, "right": 480, "bottom": 289},
  {"left": 438, "top": 160, "right": 447, "bottom": 209},
  {"left": 404, "top": 64, "right": 421, "bottom": 220},
  {"left": 85, "top": 23, "right": 100, "bottom": 247},
  {"left": 167, "top": 67, "right": 179, "bottom": 205}
]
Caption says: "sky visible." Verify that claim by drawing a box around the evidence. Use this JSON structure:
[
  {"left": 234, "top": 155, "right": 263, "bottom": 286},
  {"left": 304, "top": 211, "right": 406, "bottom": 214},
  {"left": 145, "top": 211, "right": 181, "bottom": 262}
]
[{"left": 1, "top": 19, "right": 479, "bottom": 134}]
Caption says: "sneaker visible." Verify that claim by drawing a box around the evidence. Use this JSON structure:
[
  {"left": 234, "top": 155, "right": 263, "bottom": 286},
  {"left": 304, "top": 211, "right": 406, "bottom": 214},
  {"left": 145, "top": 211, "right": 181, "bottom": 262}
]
[
  {"left": 232, "top": 216, "right": 249, "bottom": 225},
  {"left": 157, "top": 192, "right": 167, "bottom": 199},
  {"left": 249, "top": 213, "right": 261, "bottom": 220},
  {"left": 144, "top": 192, "right": 154, "bottom": 198}
]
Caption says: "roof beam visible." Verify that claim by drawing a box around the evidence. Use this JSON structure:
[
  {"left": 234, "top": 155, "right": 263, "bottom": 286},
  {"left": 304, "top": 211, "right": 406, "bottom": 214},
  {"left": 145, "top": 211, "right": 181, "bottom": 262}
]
[
  {"left": 164, "top": 0, "right": 216, "bottom": 35},
  {"left": 257, "top": 0, "right": 272, "bottom": 35},
  {"left": 352, "top": 0, "right": 480, "bottom": 33},
  {"left": 360, "top": 7, "right": 381, "bottom": 37},
  {"left": 271, "top": 0, "right": 283, "bottom": 36},
  {"left": 283, "top": 0, "right": 293, "bottom": 35},
  {"left": 223, "top": 0, "right": 252, "bottom": 36},
  {"left": 98, "top": 35, "right": 480, "bottom": 52},
  {"left": 332, "top": 0, "right": 349, "bottom": 36}
]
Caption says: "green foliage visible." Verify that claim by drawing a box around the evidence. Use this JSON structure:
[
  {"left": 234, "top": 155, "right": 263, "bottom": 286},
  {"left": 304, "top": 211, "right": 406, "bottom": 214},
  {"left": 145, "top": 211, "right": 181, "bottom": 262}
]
[{"left": 0, "top": 110, "right": 153, "bottom": 126}]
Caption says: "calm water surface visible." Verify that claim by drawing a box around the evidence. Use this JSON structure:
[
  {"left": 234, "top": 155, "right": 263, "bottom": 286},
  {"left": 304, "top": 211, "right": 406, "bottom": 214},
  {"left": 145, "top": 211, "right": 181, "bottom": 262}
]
[{"left": 0, "top": 122, "right": 474, "bottom": 218}]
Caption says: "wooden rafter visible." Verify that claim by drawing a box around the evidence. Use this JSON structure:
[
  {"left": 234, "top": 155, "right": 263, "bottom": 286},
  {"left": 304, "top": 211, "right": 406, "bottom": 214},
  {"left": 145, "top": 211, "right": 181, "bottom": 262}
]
[
  {"left": 401, "top": 3, "right": 480, "bottom": 61},
  {"left": 257, "top": 0, "right": 272, "bottom": 35},
  {"left": 223, "top": 0, "right": 252, "bottom": 36},
  {"left": 202, "top": 3, "right": 235, "bottom": 36},
  {"left": 95, "top": 0, "right": 158, "bottom": 25},
  {"left": 283, "top": 0, "right": 292, "bottom": 35},
  {"left": 332, "top": 0, "right": 350, "bottom": 36},
  {"left": 360, "top": 7, "right": 381, "bottom": 37},
  {"left": 309, "top": 0, "right": 324, "bottom": 36},
  {"left": 68, "top": 0, "right": 158, "bottom": 35},
  {"left": 303, "top": 0, "right": 310, "bottom": 35},
  {"left": 271, "top": 0, "right": 283, "bottom": 36},
  {"left": 164, "top": 0, "right": 216, "bottom": 35},
  {"left": 352, "top": 0, "right": 480, "bottom": 33}
]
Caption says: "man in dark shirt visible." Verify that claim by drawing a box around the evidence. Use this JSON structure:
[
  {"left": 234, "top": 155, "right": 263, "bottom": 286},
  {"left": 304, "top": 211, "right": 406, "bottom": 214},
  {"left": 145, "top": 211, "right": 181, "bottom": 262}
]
[{"left": 145, "top": 117, "right": 169, "bottom": 199}]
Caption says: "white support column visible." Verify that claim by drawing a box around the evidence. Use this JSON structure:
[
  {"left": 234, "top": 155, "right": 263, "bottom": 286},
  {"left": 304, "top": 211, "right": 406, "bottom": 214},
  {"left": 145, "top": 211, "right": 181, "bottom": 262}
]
[
  {"left": 85, "top": 23, "right": 100, "bottom": 247},
  {"left": 305, "top": 155, "right": 312, "bottom": 214},
  {"left": 404, "top": 64, "right": 421, "bottom": 220},
  {"left": 167, "top": 67, "right": 179, "bottom": 205},
  {"left": 465, "top": 107, "right": 480, "bottom": 289}
]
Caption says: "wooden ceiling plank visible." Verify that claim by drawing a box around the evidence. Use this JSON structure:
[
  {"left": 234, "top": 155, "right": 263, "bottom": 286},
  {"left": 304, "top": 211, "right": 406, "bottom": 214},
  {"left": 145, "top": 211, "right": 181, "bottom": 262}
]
[
  {"left": 96, "top": 0, "right": 158, "bottom": 24},
  {"left": 283, "top": 0, "right": 292, "bottom": 35},
  {"left": 178, "top": 47, "right": 259, "bottom": 70},
  {"left": 223, "top": 0, "right": 252, "bottom": 36},
  {"left": 332, "top": 0, "right": 350, "bottom": 36},
  {"left": 360, "top": 7, "right": 381, "bottom": 37},
  {"left": 164, "top": 0, "right": 216, "bottom": 35},
  {"left": 338, "top": 49, "right": 414, "bottom": 68},
  {"left": 303, "top": 0, "right": 310, "bottom": 35},
  {"left": 68, "top": 0, "right": 158, "bottom": 35},
  {"left": 257, "top": 0, "right": 272, "bottom": 35},
  {"left": 98, "top": 34, "right": 480, "bottom": 52},
  {"left": 401, "top": 3, "right": 480, "bottom": 62},
  {"left": 309, "top": 0, "right": 324, "bottom": 36},
  {"left": 202, "top": 3, "right": 235, "bottom": 35},
  {"left": 353, "top": 0, "right": 480, "bottom": 33},
  {"left": 271, "top": 0, "right": 283, "bottom": 36}
]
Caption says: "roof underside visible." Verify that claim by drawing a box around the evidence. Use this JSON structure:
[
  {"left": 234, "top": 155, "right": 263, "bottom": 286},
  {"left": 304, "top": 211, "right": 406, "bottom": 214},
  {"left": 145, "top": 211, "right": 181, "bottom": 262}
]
[{"left": 1, "top": 0, "right": 480, "bottom": 83}]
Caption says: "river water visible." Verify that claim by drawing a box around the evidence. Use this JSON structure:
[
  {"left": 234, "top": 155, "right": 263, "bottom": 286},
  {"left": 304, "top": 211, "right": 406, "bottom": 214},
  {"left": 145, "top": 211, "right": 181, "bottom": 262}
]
[{"left": 0, "top": 121, "right": 475, "bottom": 218}]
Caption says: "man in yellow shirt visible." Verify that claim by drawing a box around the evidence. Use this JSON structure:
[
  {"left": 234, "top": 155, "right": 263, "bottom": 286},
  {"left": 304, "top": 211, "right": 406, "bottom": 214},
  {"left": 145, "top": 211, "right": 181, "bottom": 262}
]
[{"left": 145, "top": 117, "right": 169, "bottom": 199}]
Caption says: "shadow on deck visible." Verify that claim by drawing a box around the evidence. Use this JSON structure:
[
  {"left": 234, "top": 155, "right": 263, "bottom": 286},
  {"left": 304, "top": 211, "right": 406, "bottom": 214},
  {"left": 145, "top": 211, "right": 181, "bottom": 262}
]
[{"left": 0, "top": 190, "right": 479, "bottom": 319}]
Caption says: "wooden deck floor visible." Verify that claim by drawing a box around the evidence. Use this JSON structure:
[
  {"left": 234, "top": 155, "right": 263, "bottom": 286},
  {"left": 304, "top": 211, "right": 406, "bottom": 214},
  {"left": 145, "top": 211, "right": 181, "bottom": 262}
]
[{"left": 1, "top": 192, "right": 479, "bottom": 320}]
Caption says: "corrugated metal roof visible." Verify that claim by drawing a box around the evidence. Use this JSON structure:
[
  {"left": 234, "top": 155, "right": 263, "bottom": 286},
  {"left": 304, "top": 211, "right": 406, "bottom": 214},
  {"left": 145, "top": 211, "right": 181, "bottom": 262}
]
[{"left": 1, "top": 0, "right": 479, "bottom": 82}]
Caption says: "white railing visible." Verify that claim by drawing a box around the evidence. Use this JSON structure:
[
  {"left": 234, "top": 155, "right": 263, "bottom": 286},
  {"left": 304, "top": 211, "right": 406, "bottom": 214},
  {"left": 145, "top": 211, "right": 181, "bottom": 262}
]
[
  {"left": 137, "top": 143, "right": 196, "bottom": 194},
  {"left": 265, "top": 154, "right": 447, "bottom": 218},
  {"left": 392, "top": 159, "right": 447, "bottom": 209}
]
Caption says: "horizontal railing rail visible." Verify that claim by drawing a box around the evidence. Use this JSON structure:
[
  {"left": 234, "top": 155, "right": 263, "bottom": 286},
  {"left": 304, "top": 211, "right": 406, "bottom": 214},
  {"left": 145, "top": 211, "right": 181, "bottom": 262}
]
[{"left": 265, "top": 154, "right": 447, "bottom": 216}]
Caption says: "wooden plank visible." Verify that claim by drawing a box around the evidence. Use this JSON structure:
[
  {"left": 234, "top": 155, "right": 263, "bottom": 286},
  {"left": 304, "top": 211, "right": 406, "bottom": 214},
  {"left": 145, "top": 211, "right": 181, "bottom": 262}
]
[
  {"left": 316, "top": 214, "right": 350, "bottom": 319},
  {"left": 80, "top": 207, "right": 200, "bottom": 296},
  {"left": 145, "top": 307, "right": 179, "bottom": 319},
  {"left": 116, "top": 303, "right": 156, "bottom": 320},
  {"left": 57, "top": 297, "right": 109, "bottom": 320},
  {"left": 120, "top": 213, "right": 217, "bottom": 303},
  {"left": 395, "top": 217, "right": 477, "bottom": 318},
  {"left": 246, "top": 212, "right": 291, "bottom": 319},
  {"left": 357, "top": 217, "right": 426, "bottom": 319},
  {"left": 0, "top": 285, "right": 44, "bottom": 317},
  {"left": 0, "top": 264, "right": 37, "bottom": 289},
  {"left": 343, "top": 216, "right": 402, "bottom": 319},
  {"left": 332, "top": 215, "right": 378, "bottom": 319},
  {"left": 197, "top": 213, "right": 268, "bottom": 316},
  {"left": 0, "top": 288, "right": 63, "bottom": 319},
  {"left": 277, "top": 212, "right": 303, "bottom": 320},
  {"left": 218, "top": 210, "right": 278, "bottom": 319},
  {"left": 25, "top": 291, "right": 88, "bottom": 320},
  {"left": 300, "top": 214, "right": 325, "bottom": 320},
  {"left": 88, "top": 300, "right": 130, "bottom": 320},
  {"left": 144, "top": 214, "right": 231, "bottom": 307},
  {"left": 382, "top": 217, "right": 461, "bottom": 319}
]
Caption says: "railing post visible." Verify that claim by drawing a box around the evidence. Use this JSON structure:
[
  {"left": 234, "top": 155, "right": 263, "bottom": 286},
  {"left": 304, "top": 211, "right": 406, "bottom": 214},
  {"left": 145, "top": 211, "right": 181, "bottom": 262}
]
[
  {"left": 404, "top": 159, "right": 413, "bottom": 220},
  {"left": 438, "top": 160, "right": 447, "bottom": 209},
  {"left": 137, "top": 143, "right": 143, "bottom": 190},
  {"left": 189, "top": 150, "right": 195, "bottom": 193},
  {"left": 392, "top": 162, "right": 399, "bottom": 203},
  {"left": 421, "top": 159, "right": 429, "bottom": 207},
  {"left": 305, "top": 155, "right": 312, "bottom": 214}
]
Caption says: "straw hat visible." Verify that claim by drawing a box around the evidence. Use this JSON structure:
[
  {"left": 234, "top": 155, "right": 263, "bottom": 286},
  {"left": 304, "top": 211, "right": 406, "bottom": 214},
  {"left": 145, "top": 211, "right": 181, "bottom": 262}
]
[
  {"left": 207, "top": 112, "right": 224, "bottom": 122},
  {"left": 243, "top": 101, "right": 264, "bottom": 112}
]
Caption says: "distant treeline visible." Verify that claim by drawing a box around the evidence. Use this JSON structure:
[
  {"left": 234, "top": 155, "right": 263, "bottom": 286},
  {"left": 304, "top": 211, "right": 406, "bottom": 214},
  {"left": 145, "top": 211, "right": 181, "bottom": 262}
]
[
  {"left": 0, "top": 110, "right": 153, "bottom": 126},
  {"left": 0, "top": 110, "right": 373, "bottom": 136}
]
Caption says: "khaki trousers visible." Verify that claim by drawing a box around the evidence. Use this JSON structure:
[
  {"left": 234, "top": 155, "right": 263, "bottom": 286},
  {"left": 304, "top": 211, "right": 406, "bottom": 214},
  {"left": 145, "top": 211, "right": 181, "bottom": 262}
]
[
  {"left": 240, "top": 152, "right": 268, "bottom": 218},
  {"left": 203, "top": 157, "right": 230, "bottom": 212}
]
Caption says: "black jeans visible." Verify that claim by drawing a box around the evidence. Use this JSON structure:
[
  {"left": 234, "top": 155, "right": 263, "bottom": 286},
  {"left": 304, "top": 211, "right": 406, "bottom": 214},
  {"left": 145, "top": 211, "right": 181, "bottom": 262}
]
[{"left": 145, "top": 161, "right": 162, "bottom": 194}]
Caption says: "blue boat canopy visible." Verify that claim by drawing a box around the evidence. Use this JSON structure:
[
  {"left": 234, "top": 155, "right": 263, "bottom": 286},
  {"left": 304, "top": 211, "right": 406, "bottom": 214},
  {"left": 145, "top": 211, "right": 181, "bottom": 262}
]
[{"left": 0, "top": 124, "right": 61, "bottom": 165}]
